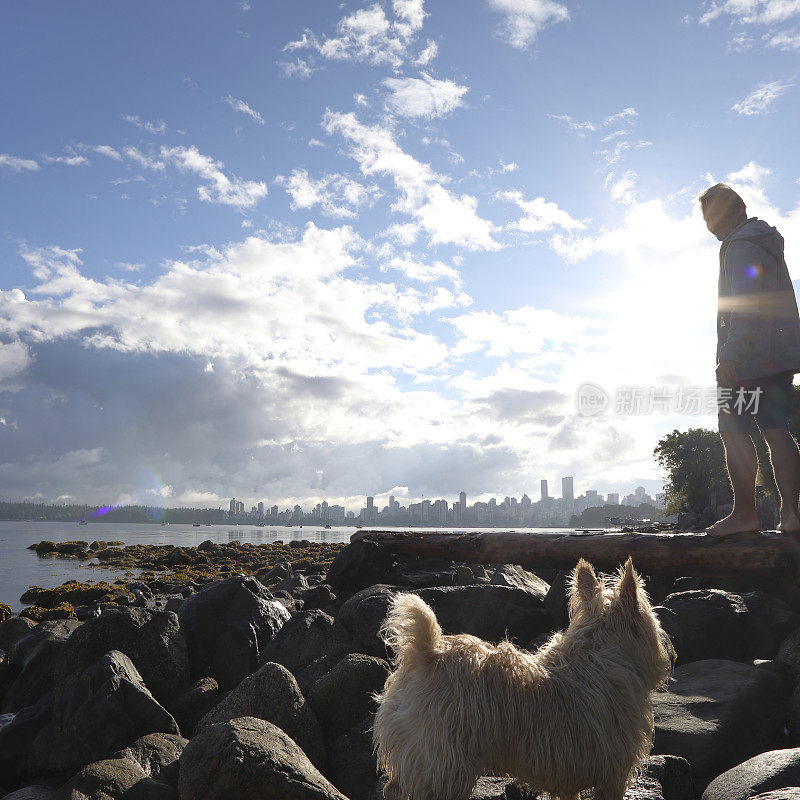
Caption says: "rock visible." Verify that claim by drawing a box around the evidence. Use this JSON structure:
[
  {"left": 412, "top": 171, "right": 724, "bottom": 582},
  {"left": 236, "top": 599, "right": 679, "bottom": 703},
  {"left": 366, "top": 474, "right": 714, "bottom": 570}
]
[
  {"left": 308, "top": 654, "right": 389, "bottom": 741},
  {"left": 30, "top": 650, "right": 180, "bottom": 775},
  {"left": 115, "top": 732, "right": 188, "bottom": 786},
  {"left": 56, "top": 755, "right": 148, "bottom": 800},
  {"left": 0, "top": 603, "right": 11, "bottom": 624},
  {"left": 195, "top": 660, "right": 324, "bottom": 768},
  {"left": 88, "top": 541, "right": 108, "bottom": 551},
  {"left": 328, "top": 716, "right": 379, "bottom": 800},
  {"left": 337, "top": 583, "right": 551, "bottom": 658},
  {"left": 489, "top": 564, "right": 549, "bottom": 595},
  {"left": 640, "top": 755, "right": 694, "bottom": 800},
  {"left": 169, "top": 678, "right": 219, "bottom": 737},
  {"left": 177, "top": 576, "right": 290, "bottom": 691},
  {"left": 653, "top": 659, "right": 792, "bottom": 791},
  {"left": 325, "top": 541, "right": 399, "bottom": 600},
  {"left": 0, "top": 696, "right": 55, "bottom": 787},
  {"left": 54, "top": 608, "right": 188, "bottom": 706},
  {"left": 749, "top": 791, "right": 800, "bottom": 800},
  {"left": 295, "top": 652, "right": 351, "bottom": 697},
  {"left": 775, "top": 627, "right": 800, "bottom": 682},
  {"left": 2, "top": 618, "right": 82, "bottom": 712},
  {"left": 659, "top": 589, "right": 797, "bottom": 665},
  {"left": 2, "top": 784, "right": 60, "bottom": 800},
  {"left": 468, "top": 777, "right": 517, "bottom": 799},
  {"left": 701, "top": 748, "right": 800, "bottom": 800},
  {"left": 258, "top": 610, "right": 350, "bottom": 675},
  {"left": 297, "top": 585, "right": 339, "bottom": 616},
  {"left": 0, "top": 615, "right": 37, "bottom": 651},
  {"left": 178, "top": 717, "right": 348, "bottom": 800},
  {"left": 543, "top": 570, "right": 570, "bottom": 630}
]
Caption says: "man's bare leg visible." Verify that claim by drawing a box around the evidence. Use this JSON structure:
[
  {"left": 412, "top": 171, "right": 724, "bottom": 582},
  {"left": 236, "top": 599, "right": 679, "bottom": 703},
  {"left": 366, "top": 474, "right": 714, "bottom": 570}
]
[
  {"left": 706, "top": 430, "right": 761, "bottom": 536},
  {"left": 762, "top": 428, "right": 800, "bottom": 533}
]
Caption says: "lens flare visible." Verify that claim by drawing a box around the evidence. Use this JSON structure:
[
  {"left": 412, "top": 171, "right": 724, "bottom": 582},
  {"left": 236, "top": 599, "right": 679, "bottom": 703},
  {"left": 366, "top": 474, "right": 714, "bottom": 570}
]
[{"left": 746, "top": 264, "right": 761, "bottom": 280}]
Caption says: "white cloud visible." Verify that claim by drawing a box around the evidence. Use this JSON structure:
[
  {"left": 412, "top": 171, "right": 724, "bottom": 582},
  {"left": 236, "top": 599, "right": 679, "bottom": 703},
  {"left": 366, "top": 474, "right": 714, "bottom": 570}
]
[
  {"left": 278, "top": 58, "right": 316, "bottom": 79},
  {"left": 0, "top": 154, "right": 39, "bottom": 172},
  {"left": 223, "top": 95, "right": 265, "bottom": 125},
  {"left": 548, "top": 114, "right": 596, "bottom": 135},
  {"left": 607, "top": 170, "right": 637, "bottom": 205},
  {"left": 283, "top": 0, "right": 427, "bottom": 70},
  {"left": 498, "top": 190, "right": 586, "bottom": 233},
  {"left": 700, "top": 0, "right": 800, "bottom": 26},
  {"left": 324, "top": 111, "right": 499, "bottom": 250},
  {"left": 122, "top": 115, "right": 167, "bottom": 134},
  {"left": 414, "top": 39, "right": 438, "bottom": 65},
  {"left": 732, "top": 79, "right": 792, "bottom": 115},
  {"left": 93, "top": 143, "right": 268, "bottom": 208},
  {"left": 603, "top": 107, "right": 638, "bottom": 126},
  {"left": 765, "top": 29, "right": 800, "bottom": 48},
  {"left": 42, "top": 154, "right": 89, "bottom": 166},
  {"left": 276, "top": 169, "right": 381, "bottom": 217},
  {"left": 487, "top": 0, "right": 570, "bottom": 48},
  {"left": 383, "top": 73, "right": 468, "bottom": 118}
]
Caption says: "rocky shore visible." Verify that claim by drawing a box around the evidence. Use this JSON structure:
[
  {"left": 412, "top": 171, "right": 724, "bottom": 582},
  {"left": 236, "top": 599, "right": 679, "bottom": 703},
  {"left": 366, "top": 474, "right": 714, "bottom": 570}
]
[{"left": 3, "top": 536, "right": 800, "bottom": 798}]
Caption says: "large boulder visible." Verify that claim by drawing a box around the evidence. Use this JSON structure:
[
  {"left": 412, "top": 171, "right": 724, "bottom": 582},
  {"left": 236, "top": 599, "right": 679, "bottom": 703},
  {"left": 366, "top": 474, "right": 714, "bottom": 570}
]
[
  {"left": 308, "top": 654, "right": 389, "bottom": 742},
  {"left": 701, "top": 748, "right": 800, "bottom": 800},
  {"left": 653, "top": 659, "right": 793, "bottom": 791},
  {"left": 326, "top": 541, "right": 459, "bottom": 599},
  {"left": 327, "top": 716, "right": 380, "bottom": 800},
  {"left": 336, "top": 582, "right": 551, "bottom": 658},
  {"left": 258, "top": 610, "right": 351, "bottom": 675},
  {"left": 3, "top": 784, "right": 60, "bottom": 800},
  {"left": 2, "top": 618, "right": 82, "bottom": 712},
  {"left": 54, "top": 608, "right": 188, "bottom": 705},
  {"left": 178, "top": 717, "right": 348, "bottom": 800},
  {"left": 177, "top": 577, "right": 289, "bottom": 690},
  {"left": 56, "top": 732, "right": 187, "bottom": 800},
  {"left": 0, "top": 695, "right": 55, "bottom": 787},
  {"left": 30, "top": 650, "right": 180, "bottom": 775},
  {"left": 658, "top": 589, "right": 796, "bottom": 665},
  {"left": 169, "top": 678, "right": 219, "bottom": 738},
  {"left": 0, "top": 615, "right": 37, "bottom": 651},
  {"left": 195, "top": 661, "right": 324, "bottom": 769}
]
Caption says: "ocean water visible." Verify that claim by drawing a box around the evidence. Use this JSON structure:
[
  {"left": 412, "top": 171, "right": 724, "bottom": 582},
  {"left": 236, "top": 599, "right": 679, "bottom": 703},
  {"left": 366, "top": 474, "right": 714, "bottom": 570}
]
[{"left": 0, "top": 521, "right": 573, "bottom": 612}]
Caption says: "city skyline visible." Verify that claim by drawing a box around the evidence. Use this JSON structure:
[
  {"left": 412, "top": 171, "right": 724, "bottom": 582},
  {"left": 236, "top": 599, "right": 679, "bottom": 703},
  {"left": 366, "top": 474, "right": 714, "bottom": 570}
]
[{"left": 226, "top": 479, "right": 662, "bottom": 527}]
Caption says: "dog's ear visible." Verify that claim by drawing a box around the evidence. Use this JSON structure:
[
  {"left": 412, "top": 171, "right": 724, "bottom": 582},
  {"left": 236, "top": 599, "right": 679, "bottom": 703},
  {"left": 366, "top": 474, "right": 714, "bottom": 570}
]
[
  {"left": 617, "top": 557, "right": 641, "bottom": 605},
  {"left": 571, "top": 558, "right": 600, "bottom": 603}
]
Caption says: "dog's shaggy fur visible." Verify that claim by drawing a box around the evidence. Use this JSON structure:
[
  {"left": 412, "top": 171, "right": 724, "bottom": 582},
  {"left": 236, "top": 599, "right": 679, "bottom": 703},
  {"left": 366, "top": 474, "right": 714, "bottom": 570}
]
[{"left": 373, "top": 558, "right": 674, "bottom": 800}]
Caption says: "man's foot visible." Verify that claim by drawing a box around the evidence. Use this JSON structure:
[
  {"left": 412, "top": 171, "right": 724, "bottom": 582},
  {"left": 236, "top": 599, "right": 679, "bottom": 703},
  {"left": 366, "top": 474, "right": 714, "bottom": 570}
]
[{"left": 705, "top": 514, "right": 761, "bottom": 538}]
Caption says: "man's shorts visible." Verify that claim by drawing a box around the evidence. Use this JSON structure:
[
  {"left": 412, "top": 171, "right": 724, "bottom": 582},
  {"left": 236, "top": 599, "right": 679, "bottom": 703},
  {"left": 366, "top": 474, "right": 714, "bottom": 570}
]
[{"left": 718, "top": 370, "right": 795, "bottom": 433}]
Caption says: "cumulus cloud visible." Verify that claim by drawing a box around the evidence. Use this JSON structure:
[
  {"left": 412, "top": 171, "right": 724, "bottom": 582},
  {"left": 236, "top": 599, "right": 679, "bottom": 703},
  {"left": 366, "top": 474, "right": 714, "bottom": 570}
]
[
  {"left": 323, "top": 111, "right": 499, "bottom": 250},
  {"left": 699, "top": 0, "right": 800, "bottom": 26},
  {"left": 283, "top": 0, "right": 427, "bottom": 71},
  {"left": 223, "top": 95, "right": 265, "bottom": 125},
  {"left": 498, "top": 190, "right": 586, "bottom": 233},
  {"left": 276, "top": 169, "right": 382, "bottom": 217},
  {"left": 42, "top": 154, "right": 89, "bottom": 166},
  {"left": 732, "top": 79, "right": 792, "bottom": 115},
  {"left": 383, "top": 73, "right": 468, "bottom": 118},
  {"left": 0, "top": 154, "right": 39, "bottom": 172},
  {"left": 487, "top": 0, "right": 570, "bottom": 48}
]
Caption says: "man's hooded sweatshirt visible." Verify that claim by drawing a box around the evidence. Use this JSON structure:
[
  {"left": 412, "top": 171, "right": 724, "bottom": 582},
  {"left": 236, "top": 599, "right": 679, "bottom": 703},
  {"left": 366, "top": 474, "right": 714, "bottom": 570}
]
[{"left": 717, "top": 217, "right": 800, "bottom": 381}]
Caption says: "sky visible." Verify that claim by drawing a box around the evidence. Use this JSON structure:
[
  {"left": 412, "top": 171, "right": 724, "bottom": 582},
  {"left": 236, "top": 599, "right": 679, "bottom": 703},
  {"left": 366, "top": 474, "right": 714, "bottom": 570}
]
[{"left": 1, "top": 0, "right": 800, "bottom": 512}]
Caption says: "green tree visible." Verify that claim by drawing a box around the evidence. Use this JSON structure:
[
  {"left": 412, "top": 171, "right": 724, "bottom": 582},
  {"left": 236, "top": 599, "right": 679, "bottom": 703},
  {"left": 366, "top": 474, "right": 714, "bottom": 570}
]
[{"left": 654, "top": 428, "right": 731, "bottom": 514}]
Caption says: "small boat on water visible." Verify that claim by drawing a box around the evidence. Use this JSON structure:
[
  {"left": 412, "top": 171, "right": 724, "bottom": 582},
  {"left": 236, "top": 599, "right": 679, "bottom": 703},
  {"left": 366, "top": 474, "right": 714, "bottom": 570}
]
[
  {"left": 324, "top": 524, "right": 331, "bottom": 529},
  {"left": 78, "top": 519, "right": 88, "bottom": 525},
  {"left": 192, "top": 522, "right": 201, "bottom": 527}
]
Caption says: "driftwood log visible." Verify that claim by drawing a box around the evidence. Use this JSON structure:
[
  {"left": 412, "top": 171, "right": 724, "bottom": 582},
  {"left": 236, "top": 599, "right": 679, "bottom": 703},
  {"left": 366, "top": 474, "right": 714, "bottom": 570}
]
[{"left": 351, "top": 529, "right": 800, "bottom": 582}]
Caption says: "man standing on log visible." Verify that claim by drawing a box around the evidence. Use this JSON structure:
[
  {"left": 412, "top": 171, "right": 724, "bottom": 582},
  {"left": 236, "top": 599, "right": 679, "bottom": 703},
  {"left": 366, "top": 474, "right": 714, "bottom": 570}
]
[{"left": 700, "top": 183, "right": 800, "bottom": 536}]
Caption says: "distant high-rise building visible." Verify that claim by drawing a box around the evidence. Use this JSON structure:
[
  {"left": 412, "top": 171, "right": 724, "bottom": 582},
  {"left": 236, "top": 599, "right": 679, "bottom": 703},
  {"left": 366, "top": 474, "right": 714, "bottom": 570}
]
[
  {"left": 540, "top": 480, "right": 548, "bottom": 501},
  {"left": 635, "top": 486, "right": 646, "bottom": 498},
  {"left": 606, "top": 493, "right": 619, "bottom": 505},
  {"left": 459, "top": 491, "right": 467, "bottom": 511},
  {"left": 366, "top": 495, "right": 375, "bottom": 521},
  {"left": 229, "top": 498, "right": 236, "bottom": 516},
  {"left": 257, "top": 501, "right": 264, "bottom": 518},
  {"left": 236, "top": 500, "right": 244, "bottom": 516},
  {"left": 562, "top": 476, "right": 574, "bottom": 501}
]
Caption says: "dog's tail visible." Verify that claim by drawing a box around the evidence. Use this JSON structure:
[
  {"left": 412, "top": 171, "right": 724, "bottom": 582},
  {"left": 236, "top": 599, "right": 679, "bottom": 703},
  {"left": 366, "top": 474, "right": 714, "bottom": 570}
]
[{"left": 380, "top": 592, "right": 442, "bottom": 662}]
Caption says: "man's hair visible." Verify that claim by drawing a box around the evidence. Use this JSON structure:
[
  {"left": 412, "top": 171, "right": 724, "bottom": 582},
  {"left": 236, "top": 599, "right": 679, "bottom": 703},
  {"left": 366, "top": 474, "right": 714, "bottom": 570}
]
[{"left": 699, "top": 183, "right": 746, "bottom": 218}]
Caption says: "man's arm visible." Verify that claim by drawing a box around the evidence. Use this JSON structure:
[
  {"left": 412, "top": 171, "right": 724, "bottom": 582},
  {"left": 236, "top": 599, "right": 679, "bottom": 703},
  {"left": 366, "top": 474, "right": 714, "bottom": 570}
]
[{"left": 717, "top": 239, "right": 769, "bottom": 369}]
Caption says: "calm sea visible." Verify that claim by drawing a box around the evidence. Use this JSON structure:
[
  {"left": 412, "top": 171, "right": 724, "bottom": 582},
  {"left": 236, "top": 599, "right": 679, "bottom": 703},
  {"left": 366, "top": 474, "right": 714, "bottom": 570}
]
[{"left": 0, "top": 521, "right": 571, "bottom": 612}]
